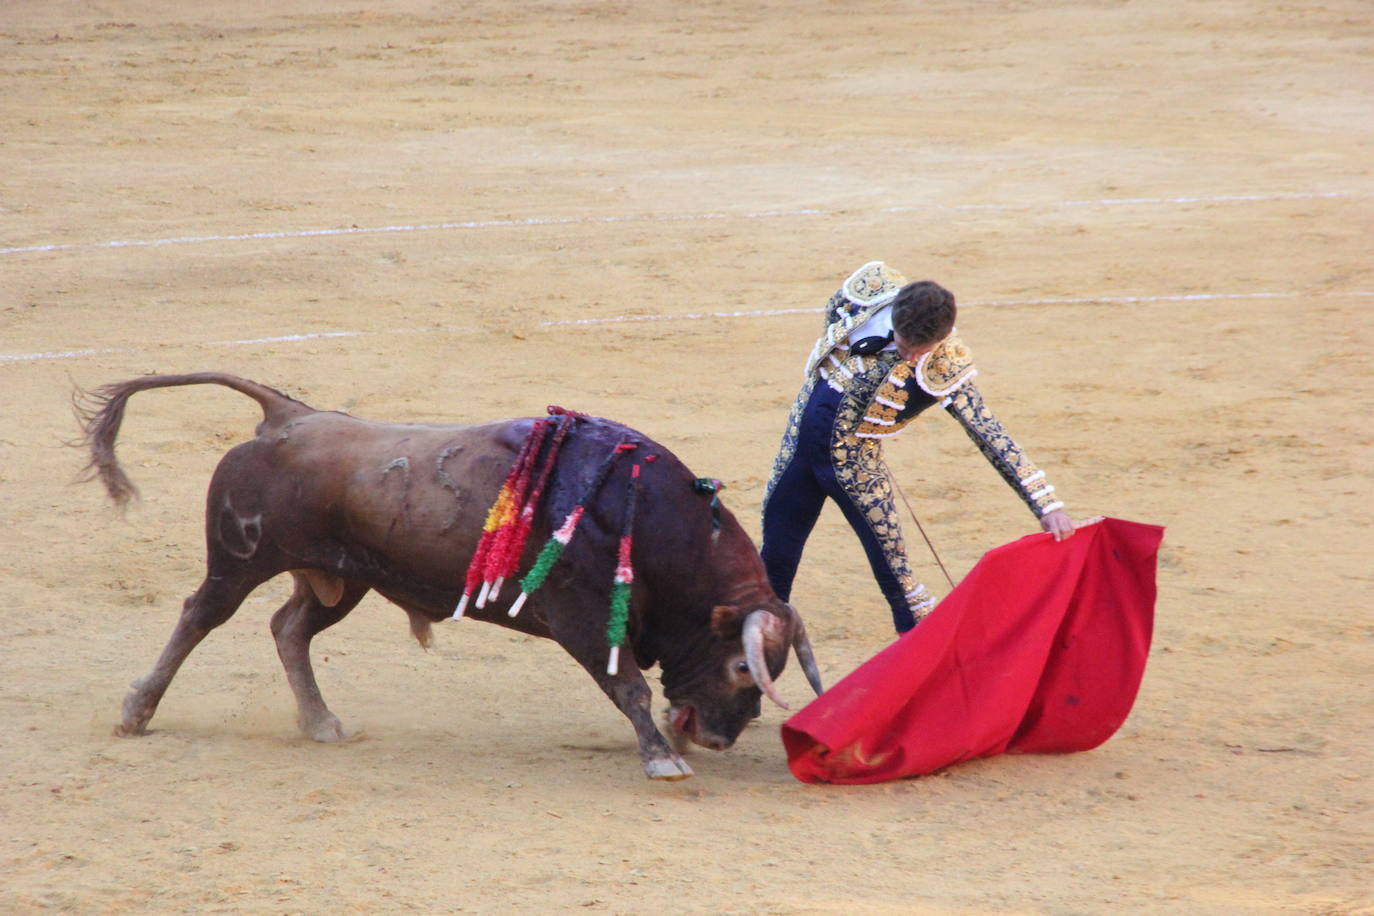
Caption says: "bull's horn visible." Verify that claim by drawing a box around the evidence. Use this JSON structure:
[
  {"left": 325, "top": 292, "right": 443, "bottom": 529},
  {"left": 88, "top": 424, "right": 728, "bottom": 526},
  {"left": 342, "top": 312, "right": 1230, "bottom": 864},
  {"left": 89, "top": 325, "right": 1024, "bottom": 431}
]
[
  {"left": 787, "top": 605, "right": 825, "bottom": 696},
  {"left": 742, "top": 609, "right": 789, "bottom": 710}
]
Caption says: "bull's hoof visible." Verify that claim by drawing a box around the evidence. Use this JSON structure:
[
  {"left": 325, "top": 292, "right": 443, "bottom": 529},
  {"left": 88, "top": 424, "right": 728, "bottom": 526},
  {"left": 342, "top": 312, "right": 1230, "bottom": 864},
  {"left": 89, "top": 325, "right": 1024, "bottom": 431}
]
[
  {"left": 117, "top": 692, "right": 156, "bottom": 737},
  {"left": 301, "top": 714, "right": 351, "bottom": 743},
  {"left": 644, "top": 756, "right": 693, "bottom": 780}
]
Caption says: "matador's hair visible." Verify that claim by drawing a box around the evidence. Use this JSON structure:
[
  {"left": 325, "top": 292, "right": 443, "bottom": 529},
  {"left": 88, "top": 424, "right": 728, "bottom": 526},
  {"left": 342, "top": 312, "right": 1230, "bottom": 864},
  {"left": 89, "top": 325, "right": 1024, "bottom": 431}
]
[{"left": 891, "top": 281, "right": 957, "bottom": 346}]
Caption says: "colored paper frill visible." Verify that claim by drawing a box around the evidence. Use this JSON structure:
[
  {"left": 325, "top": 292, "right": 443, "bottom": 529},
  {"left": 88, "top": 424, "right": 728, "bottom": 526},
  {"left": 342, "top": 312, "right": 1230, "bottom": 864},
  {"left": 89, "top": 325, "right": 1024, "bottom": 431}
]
[
  {"left": 453, "top": 421, "right": 547, "bottom": 619},
  {"left": 486, "top": 414, "right": 573, "bottom": 606},
  {"left": 506, "top": 441, "right": 638, "bottom": 620},
  {"left": 605, "top": 463, "right": 640, "bottom": 675}
]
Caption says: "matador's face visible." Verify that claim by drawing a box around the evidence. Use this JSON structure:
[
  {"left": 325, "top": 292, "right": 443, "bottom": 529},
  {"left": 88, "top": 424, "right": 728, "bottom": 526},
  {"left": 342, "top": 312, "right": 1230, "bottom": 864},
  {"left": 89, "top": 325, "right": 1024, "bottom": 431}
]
[{"left": 893, "top": 333, "right": 939, "bottom": 366}]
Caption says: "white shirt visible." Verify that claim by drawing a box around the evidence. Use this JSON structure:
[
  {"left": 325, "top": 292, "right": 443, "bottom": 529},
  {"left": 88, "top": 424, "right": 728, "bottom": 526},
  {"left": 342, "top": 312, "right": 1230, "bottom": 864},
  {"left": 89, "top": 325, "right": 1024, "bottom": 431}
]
[{"left": 847, "top": 305, "right": 896, "bottom": 351}]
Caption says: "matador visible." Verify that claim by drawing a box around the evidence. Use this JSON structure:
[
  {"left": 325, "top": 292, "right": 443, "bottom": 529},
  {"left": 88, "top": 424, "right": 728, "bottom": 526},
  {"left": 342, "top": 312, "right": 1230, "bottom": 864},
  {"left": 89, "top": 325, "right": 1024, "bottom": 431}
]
[{"left": 761, "top": 262, "right": 1076, "bottom": 634}]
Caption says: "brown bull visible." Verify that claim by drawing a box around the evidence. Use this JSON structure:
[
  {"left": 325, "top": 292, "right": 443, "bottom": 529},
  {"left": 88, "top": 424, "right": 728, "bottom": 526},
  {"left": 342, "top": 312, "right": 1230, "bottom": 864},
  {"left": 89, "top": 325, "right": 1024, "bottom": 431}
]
[{"left": 75, "top": 372, "right": 823, "bottom": 779}]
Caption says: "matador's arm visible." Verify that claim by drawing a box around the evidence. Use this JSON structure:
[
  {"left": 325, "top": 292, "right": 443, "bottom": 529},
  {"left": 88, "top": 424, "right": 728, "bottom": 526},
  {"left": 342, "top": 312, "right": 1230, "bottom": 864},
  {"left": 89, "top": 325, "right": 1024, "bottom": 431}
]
[{"left": 942, "top": 382, "right": 1065, "bottom": 518}]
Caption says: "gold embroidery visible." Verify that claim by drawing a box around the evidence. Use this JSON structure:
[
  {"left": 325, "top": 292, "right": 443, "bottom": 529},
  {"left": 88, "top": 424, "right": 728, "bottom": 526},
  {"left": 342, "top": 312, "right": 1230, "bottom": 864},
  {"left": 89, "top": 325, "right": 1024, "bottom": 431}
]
[
  {"left": 828, "top": 356, "right": 921, "bottom": 602},
  {"left": 916, "top": 336, "right": 976, "bottom": 397},
  {"left": 842, "top": 261, "right": 908, "bottom": 307},
  {"left": 856, "top": 361, "right": 923, "bottom": 438},
  {"left": 866, "top": 403, "right": 898, "bottom": 423}
]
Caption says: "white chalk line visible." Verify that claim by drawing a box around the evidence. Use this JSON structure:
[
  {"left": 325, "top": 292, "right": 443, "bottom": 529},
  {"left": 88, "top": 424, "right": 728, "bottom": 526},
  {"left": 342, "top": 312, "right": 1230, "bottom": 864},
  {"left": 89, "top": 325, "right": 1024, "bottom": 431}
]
[
  {"left": 885, "top": 190, "right": 1365, "bottom": 213},
  {"left": 541, "top": 307, "right": 820, "bottom": 327},
  {"left": 3, "top": 190, "right": 1366, "bottom": 257},
  {"left": 0, "top": 209, "right": 824, "bottom": 257},
  {"left": 5, "top": 290, "right": 1371, "bottom": 365}
]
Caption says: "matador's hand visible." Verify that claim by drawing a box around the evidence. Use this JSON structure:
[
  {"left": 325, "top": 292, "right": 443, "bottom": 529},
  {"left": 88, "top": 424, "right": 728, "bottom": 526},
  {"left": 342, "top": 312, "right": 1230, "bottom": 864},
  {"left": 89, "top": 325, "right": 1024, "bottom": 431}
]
[{"left": 1040, "top": 509, "right": 1076, "bottom": 541}]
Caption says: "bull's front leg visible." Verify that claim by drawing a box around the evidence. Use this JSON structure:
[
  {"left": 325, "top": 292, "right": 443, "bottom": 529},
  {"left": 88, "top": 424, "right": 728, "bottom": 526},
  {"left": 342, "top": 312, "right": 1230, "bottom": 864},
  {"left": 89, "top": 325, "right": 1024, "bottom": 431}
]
[
  {"left": 604, "top": 673, "right": 694, "bottom": 781},
  {"left": 545, "top": 604, "right": 692, "bottom": 780}
]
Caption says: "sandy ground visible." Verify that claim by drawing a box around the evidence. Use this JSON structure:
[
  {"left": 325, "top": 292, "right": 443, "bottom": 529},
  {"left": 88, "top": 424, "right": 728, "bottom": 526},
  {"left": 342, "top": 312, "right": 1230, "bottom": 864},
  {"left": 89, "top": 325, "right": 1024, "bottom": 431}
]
[{"left": 2, "top": 0, "right": 1371, "bottom": 912}]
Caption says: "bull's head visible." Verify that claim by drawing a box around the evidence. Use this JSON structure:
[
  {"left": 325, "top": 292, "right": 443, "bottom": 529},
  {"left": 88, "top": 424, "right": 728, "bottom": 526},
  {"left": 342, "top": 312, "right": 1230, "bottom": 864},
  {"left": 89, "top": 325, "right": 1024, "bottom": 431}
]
[{"left": 661, "top": 603, "right": 823, "bottom": 752}]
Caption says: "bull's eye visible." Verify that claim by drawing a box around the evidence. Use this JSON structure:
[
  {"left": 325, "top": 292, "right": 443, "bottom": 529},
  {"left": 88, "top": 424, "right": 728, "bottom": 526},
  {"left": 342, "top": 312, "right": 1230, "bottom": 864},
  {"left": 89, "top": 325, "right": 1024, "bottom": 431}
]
[{"left": 725, "top": 659, "right": 758, "bottom": 686}]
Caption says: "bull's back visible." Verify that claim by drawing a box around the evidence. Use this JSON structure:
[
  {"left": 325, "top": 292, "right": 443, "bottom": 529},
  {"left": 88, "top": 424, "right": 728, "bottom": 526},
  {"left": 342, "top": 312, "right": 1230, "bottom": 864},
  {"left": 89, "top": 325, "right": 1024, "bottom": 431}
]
[{"left": 219, "top": 412, "right": 525, "bottom": 586}]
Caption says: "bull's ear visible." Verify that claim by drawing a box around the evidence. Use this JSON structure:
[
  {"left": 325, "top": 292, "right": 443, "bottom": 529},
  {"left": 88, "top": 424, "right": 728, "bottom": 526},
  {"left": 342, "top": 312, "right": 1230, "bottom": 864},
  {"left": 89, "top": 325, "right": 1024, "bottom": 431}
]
[{"left": 710, "top": 605, "right": 743, "bottom": 638}]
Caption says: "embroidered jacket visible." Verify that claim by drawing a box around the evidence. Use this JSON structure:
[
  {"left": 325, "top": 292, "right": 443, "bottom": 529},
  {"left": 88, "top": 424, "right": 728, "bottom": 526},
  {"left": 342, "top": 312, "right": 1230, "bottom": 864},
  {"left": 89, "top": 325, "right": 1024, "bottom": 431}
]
[{"left": 803, "top": 264, "right": 1065, "bottom": 519}]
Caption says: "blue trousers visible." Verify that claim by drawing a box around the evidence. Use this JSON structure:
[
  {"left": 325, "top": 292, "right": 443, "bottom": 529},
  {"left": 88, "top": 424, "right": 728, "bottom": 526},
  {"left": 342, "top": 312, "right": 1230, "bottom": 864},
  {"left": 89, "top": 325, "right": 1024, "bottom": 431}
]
[{"left": 761, "top": 382, "right": 921, "bottom": 633}]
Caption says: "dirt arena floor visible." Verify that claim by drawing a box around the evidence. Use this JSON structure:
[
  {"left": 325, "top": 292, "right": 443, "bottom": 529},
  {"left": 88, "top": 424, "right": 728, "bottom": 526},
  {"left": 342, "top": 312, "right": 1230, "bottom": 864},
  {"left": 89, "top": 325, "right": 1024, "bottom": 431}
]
[{"left": 3, "top": 0, "right": 1371, "bottom": 912}]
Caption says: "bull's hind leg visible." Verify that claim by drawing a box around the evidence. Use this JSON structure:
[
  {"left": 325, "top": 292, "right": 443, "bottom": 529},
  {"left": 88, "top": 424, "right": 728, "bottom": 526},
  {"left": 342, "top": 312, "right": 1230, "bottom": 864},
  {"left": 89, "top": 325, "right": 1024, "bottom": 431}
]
[
  {"left": 116, "top": 572, "right": 263, "bottom": 736},
  {"left": 270, "top": 572, "right": 370, "bottom": 742}
]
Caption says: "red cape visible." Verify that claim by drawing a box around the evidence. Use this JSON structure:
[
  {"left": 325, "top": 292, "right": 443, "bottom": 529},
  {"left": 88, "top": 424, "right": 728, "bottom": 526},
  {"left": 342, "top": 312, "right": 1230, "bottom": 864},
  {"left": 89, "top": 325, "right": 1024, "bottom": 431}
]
[{"left": 781, "top": 517, "right": 1163, "bottom": 784}]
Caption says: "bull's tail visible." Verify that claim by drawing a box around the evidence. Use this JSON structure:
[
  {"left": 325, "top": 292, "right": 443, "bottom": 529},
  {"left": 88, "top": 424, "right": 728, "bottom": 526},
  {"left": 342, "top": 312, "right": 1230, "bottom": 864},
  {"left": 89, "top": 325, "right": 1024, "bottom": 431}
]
[{"left": 73, "top": 371, "right": 316, "bottom": 507}]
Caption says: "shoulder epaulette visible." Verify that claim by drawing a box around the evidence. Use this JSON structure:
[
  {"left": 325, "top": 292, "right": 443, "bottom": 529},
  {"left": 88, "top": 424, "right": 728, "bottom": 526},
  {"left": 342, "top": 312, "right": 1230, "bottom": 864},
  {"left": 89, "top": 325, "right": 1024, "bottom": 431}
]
[
  {"left": 916, "top": 335, "right": 977, "bottom": 397},
  {"left": 841, "top": 261, "right": 907, "bottom": 308}
]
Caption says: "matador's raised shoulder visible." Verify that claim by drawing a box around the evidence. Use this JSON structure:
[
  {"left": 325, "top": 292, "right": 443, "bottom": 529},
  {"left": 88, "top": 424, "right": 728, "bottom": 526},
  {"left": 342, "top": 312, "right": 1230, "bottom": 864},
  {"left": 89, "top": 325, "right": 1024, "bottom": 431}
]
[
  {"left": 915, "top": 335, "right": 977, "bottom": 397},
  {"left": 841, "top": 261, "right": 907, "bottom": 309},
  {"left": 805, "top": 261, "right": 909, "bottom": 380}
]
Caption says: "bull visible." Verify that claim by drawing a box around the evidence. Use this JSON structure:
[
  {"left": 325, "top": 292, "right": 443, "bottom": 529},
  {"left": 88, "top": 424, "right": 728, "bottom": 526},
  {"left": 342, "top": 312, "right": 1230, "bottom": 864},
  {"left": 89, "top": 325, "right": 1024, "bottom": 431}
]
[{"left": 75, "top": 372, "right": 823, "bottom": 780}]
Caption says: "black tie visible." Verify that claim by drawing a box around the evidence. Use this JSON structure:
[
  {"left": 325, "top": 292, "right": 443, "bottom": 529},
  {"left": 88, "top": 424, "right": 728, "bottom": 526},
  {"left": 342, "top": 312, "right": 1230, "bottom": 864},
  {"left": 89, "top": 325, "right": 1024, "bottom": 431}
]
[{"left": 850, "top": 331, "right": 893, "bottom": 356}]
